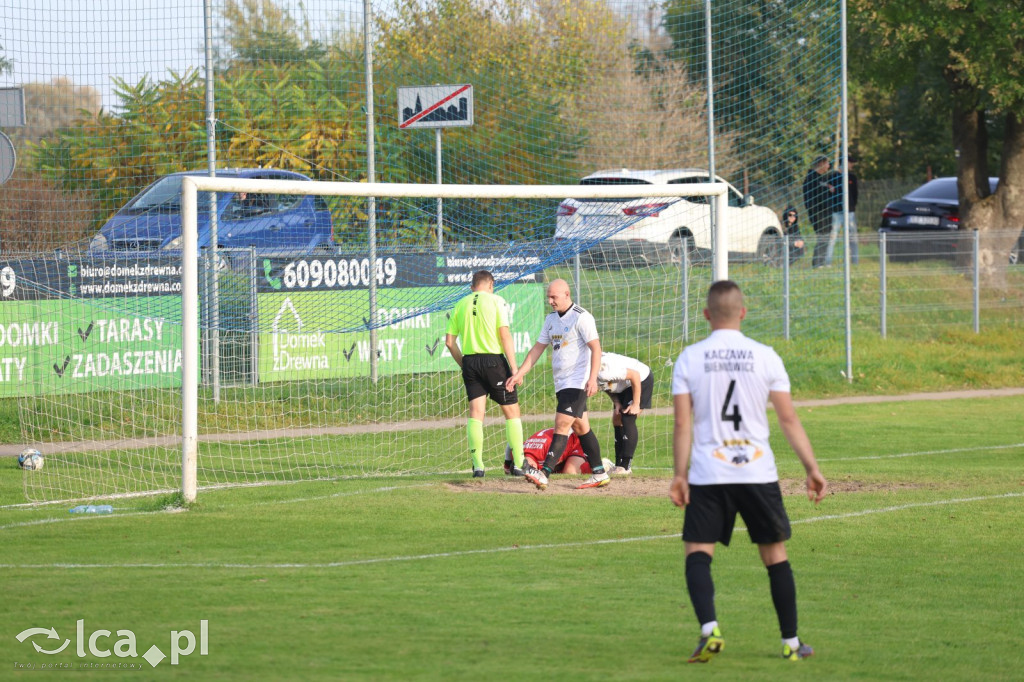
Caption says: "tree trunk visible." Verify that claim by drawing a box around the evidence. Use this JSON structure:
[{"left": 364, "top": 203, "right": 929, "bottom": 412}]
[{"left": 954, "top": 107, "right": 1024, "bottom": 288}]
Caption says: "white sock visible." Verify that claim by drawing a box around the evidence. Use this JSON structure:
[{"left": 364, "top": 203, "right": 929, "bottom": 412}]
[
  {"left": 701, "top": 621, "right": 719, "bottom": 637},
  {"left": 783, "top": 636, "right": 800, "bottom": 650}
]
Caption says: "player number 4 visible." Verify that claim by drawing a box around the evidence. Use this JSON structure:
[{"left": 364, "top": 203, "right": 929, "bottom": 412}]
[{"left": 721, "top": 379, "right": 742, "bottom": 430}]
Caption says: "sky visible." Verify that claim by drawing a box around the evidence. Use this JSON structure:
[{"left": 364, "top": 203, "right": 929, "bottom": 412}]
[
  {"left": 1, "top": 1, "right": 207, "bottom": 111},
  {"left": 0, "top": 0, "right": 362, "bottom": 112}
]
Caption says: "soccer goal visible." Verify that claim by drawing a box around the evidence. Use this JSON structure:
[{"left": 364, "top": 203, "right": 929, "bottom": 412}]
[{"left": 14, "top": 177, "right": 729, "bottom": 504}]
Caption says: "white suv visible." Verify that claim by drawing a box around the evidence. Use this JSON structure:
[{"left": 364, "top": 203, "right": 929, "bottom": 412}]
[{"left": 554, "top": 169, "right": 784, "bottom": 267}]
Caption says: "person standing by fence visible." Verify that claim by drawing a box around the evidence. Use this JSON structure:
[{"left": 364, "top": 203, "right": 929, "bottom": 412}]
[{"left": 802, "top": 155, "right": 835, "bottom": 268}]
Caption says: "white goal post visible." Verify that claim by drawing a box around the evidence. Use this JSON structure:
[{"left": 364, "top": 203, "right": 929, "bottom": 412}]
[{"left": 179, "top": 176, "right": 729, "bottom": 502}]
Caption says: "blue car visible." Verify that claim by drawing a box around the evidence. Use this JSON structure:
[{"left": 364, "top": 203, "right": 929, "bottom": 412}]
[{"left": 88, "top": 168, "right": 335, "bottom": 258}]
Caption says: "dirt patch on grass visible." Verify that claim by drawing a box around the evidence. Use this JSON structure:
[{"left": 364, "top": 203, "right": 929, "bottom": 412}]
[{"left": 446, "top": 475, "right": 920, "bottom": 497}]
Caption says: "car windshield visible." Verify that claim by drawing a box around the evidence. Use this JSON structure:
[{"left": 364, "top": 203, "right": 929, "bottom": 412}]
[
  {"left": 577, "top": 177, "right": 651, "bottom": 203},
  {"left": 124, "top": 175, "right": 213, "bottom": 214}
]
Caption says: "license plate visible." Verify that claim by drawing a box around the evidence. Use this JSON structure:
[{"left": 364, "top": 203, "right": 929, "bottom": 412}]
[
  {"left": 907, "top": 215, "right": 940, "bottom": 226},
  {"left": 582, "top": 215, "right": 622, "bottom": 227}
]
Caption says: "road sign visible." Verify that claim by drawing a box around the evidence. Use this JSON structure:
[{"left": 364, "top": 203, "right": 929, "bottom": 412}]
[
  {"left": 398, "top": 85, "right": 474, "bottom": 130},
  {"left": 0, "top": 87, "right": 26, "bottom": 128},
  {"left": 0, "top": 132, "right": 15, "bottom": 185}
]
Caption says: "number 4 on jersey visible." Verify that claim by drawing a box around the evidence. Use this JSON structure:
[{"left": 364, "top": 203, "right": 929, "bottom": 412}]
[{"left": 721, "top": 379, "right": 742, "bottom": 430}]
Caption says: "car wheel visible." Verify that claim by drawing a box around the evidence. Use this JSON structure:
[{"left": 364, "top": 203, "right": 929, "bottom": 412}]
[
  {"left": 668, "top": 231, "right": 697, "bottom": 265},
  {"left": 757, "top": 231, "right": 784, "bottom": 267}
]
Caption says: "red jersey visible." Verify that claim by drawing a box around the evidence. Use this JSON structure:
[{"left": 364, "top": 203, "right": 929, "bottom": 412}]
[{"left": 522, "top": 428, "right": 592, "bottom": 473}]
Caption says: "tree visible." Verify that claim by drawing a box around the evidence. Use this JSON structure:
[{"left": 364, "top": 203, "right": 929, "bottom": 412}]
[
  {"left": 661, "top": 0, "right": 842, "bottom": 206},
  {"left": 29, "top": 70, "right": 209, "bottom": 224},
  {"left": 0, "top": 168, "right": 97, "bottom": 251},
  {"left": 573, "top": 53, "right": 734, "bottom": 171},
  {"left": 851, "top": 0, "right": 1024, "bottom": 284},
  {"left": 371, "top": 0, "right": 625, "bottom": 242},
  {"left": 12, "top": 78, "right": 101, "bottom": 147},
  {"left": 219, "top": 0, "right": 327, "bottom": 65}
]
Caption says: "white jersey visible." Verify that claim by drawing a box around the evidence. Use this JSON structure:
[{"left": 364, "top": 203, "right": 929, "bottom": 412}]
[
  {"left": 671, "top": 329, "right": 790, "bottom": 484},
  {"left": 598, "top": 352, "right": 651, "bottom": 394},
  {"left": 538, "top": 304, "right": 599, "bottom": 392}
]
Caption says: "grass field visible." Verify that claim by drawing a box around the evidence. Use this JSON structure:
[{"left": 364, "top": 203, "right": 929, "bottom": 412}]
[{"left": 2, "top": 394, "right": 1022, "bottom": 680}]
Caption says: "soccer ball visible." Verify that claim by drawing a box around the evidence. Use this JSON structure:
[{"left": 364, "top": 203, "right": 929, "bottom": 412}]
[
  {"left": 18, "top": 448, "right": 44, "bottom": 471},
  {"left": 601, "top": 457, "right": 614, "bottom": 473}
]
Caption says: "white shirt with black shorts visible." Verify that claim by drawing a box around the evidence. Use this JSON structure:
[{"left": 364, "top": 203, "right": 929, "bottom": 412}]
[
  {"left": 672, "top": 328, "right": 793, "bottom": 545},
  {"left": 598, "top": 352, "right": 653, "bottom": 410},
  {"left": 539, "top": 304, "right": 599, "bottom": 415}
]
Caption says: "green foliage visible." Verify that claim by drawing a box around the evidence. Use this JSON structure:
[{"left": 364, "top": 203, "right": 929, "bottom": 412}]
[
  {"left": 373, "top": 0, "right": 601, "bottom": 187},
  {"left": 20, "top": 0, "right": 615, "bottom": 246},
  {"left": 29, "top": 70, "right": 209, "bottom": 229},
  {"left": 850, "top": 0, "right": 1024, "bottom": 184},
  {"left": 662, "top": 0, "right": 841, "bottom": 199},
  {"left": 851, "top": 0, "right": 1024, "bottom": 114}
]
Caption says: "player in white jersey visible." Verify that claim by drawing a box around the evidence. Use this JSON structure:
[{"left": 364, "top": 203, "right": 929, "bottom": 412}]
[
  {"left": 670, "top": 280, "right": 827, "bottom": 664},
  {"left": 506, "top": 278, "right": 609, "bottom": 490},
  {"left": 597, "top": 352, "right": 653, "bottom": 474}
]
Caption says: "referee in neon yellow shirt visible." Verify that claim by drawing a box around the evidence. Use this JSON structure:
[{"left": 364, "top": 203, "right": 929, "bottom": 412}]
[{"left": 445, "top": 270, "right": 526, "bottom": 477}]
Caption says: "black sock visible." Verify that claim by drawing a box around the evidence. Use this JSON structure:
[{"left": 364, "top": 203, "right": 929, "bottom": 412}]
[
  {"left": 767, "top": 560, "right": 798, "bottom": 639},
  {"left": 685, "top": 551, "right": 716, "bottom": 626},
  {"left": 577, "top": 429, "right": 604, "bottom": 474},
  {"left": 620, "top": 413, "right": 638, "bottom": 466},
  {"left": 542, "top": 433, "right": 569, "bottom": 475},
  {"left": 613, "top": 425, "right": 624, "bottom": 466}
]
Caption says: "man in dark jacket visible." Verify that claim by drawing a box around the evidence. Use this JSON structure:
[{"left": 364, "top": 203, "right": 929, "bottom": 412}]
[
  {"left": 802, "top": 156, "right": 834, "bottom": 268},
  {"left": 826, "top": 157, "right": 860, "bottom": 265}
]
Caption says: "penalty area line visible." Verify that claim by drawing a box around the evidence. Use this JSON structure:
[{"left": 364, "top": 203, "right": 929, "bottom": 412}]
[{"left": 1, "top": 491, "right": 1020, "bottom": 571}]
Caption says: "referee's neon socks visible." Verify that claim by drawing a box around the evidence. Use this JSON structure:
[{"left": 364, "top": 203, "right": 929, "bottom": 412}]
[
  {"left": 505, "top": 418, "right": 524, "bottom": 468},
  {"left": 467, "top": 418, "right": 485, "bottom": 471}
]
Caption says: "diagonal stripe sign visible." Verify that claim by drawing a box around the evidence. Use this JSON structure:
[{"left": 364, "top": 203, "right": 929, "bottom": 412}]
[{"left": 398, "top": 84, "right": 474, "bottom": 129}]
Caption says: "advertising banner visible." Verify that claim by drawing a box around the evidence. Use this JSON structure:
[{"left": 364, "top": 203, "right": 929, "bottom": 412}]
[
  {"left": 0, "top": 256, "right": 185, "bottom": 397},
  {"left": 256, "top": 282, "right": 546, "bottom": 381}
]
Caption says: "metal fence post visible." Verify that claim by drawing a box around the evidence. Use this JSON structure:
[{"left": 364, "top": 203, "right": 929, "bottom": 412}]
[
  {"left": 880, "top": 232, "right": 887, "bottom": 338},
  {"left": 973, "top": 229, "right": 980, "bottom": 333},
  {"left": 573, "top": 253, "right": 582, "bottom": 303},
  {"left": 681, "top": 237, "right": 690, "bottom": 341},
  {"left": 249, "top": 246, "right": 258, "bottom": 385},
  {"left": 783, "top": 233, "right": 791, "bottom": 340}
]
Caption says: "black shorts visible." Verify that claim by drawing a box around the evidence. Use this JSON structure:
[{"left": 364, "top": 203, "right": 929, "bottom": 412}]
[
  {"left": 682, "top": 483, "right": 792, "bottom": 546},
  {"left": 461, "top": 354, "right": 518, "bottom": 405},
  {"left": 609, "top": 373, "right": 654, "bottom": 411},
  {"left": 555, "top": 388, "right": 589, "bottom": 417}
]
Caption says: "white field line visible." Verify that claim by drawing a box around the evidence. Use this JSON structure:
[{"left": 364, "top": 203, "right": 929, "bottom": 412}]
[
  {"left": 633, "top": 441, "right": 1024, "bottom": 472},
  {"left": 0, "top": 491, "right": 1020, "bottom": 571},
  {"left": 0, "top": 483, "right": 435, "bottom": 525}
]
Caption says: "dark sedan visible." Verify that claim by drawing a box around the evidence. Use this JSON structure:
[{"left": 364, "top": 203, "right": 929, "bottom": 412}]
[{"left": 878, "top": 177, "right": 1021, "bottom": 263}]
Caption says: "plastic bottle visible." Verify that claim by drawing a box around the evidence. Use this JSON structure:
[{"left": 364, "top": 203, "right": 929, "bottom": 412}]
[{"left": 68, "top": 504, "right": 113, "bottom": 514}]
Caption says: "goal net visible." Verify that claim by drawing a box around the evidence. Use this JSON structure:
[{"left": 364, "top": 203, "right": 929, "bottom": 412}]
[{"left": 13, "top": 177, "right": 729, "bottom": 504}]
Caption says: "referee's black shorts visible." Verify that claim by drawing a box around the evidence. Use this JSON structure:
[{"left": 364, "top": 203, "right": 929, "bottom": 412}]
[
  {"left": 682, "top": 482, "right": 792, "bottom": 546},
  {"left": 609, "top": 373, "right": 654, "bottom": 410},
  {"left": 461, "top": 354, "right": 518, "bottom": 405}
]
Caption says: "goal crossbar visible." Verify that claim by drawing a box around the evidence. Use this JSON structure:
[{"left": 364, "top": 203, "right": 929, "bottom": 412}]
[{"left": 178, "top": 177, "right": 729, "bottom": 502}]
